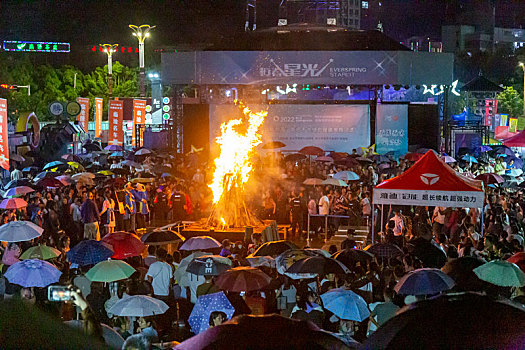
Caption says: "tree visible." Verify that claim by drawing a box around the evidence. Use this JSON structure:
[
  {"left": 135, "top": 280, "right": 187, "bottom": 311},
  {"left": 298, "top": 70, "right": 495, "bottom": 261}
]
[{"left": 498, "top": 86, "right": 524, "bottom": 119}]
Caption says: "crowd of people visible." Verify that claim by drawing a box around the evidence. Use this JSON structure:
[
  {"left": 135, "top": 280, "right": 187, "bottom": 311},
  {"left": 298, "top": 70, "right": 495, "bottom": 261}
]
[{"left": 1, "top": 144, "right": 525, "bottom": 349}]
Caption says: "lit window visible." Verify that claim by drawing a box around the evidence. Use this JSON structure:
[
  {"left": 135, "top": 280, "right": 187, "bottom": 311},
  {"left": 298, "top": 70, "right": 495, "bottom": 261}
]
[{"left": 362, "top": 1, "right": 368, "bottom": 9}]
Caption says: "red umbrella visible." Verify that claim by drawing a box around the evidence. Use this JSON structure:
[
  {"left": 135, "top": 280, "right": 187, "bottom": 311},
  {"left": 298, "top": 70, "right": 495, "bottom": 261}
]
[
  {"left": 215, "top": 267, "right": 271, "bottom": 292},
  {"left": 299, "top": 146, "right": 324, "bottom": 156},
  {"left": 508, "top": 252, "right": 525, "bottom": 272},
  {"left": 335, "top": 157, "right": 359, "bottom": 168},
  {"left": 475, "top": 173, "right": 505, "bottom": 185},
  {"left": 36, "top": 177, "right": 64, "bottom": 188},
  {"left": 404, "top": 153, "right": 424, "bottom": 162},
  {"left": 102, "top": 231, "right": 145, "bottom": 259}
]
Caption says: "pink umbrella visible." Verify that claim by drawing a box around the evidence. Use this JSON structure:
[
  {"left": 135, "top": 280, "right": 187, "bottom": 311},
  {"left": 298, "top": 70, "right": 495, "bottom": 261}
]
[
  {"left": 179, "top": 236, "right": 222, "bottom": 251},
  {"left": 442, "top": 156, "right": 456, "bottom": 163},
  {"left": 0, "top": 198, "right": 28, "bottom": 209},
  {"left": 475, "top": 173, "right": 505, "bottom": 185}
]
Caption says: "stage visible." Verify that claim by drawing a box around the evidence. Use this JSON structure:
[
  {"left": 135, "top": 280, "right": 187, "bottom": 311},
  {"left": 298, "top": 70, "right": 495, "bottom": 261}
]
[{"left": 182, "top": 219, "right": 279, "bottom": 243}]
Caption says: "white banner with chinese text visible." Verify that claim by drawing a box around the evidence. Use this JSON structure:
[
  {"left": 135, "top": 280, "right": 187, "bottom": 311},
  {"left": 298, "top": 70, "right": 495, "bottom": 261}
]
[{"left": 373, "top": 188, "right": 484, "bottom": 208}]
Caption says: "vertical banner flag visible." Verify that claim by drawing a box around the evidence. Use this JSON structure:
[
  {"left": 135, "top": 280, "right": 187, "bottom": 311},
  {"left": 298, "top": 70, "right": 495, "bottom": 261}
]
[
  {"left": 94, "top": 98, "right": 103, "bottom": 138},
  {"left": 108, "top": 100, "right": 124, "bottom": 145},
  {"left": 132, "top": 99, "right": 147, "bottom": 146},
  {"left": 500, "top": 114, "right": 508, "bottom": 126},
  {"left": 76, "top": 97, "right": 90, "bottom": 132},
  {"left": 0, "top": 99, "right": 8, "bottom": 170},
  {"left": 375, "top": 104, "right": 408, "bottom": 155},
  {"left": 509, "top": 118, "right": 518, "bottom": 133}
]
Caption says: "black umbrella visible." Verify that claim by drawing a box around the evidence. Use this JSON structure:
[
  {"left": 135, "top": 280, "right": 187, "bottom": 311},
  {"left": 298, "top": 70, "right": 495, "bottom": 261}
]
[
  {"left": 137, "top": 172, "right": 155, "bottom": 178},
  {"left": 112, "top": 168, "right": 130, "bottom": 176},
  {"left": 140, "top": 230, "right": 184, "bottom": 245},
  {"left": 364, "top": 292, "right": 525, "bottom": 349},
  {"left": 252, "top": 240, "right": 298, "bottom": 257},
  {"left": 365, "top": 243, "right": 404, "bottom": 259},
  {"left": 407, "top": 238, "right": 447, "bottom": 268},
  {"left": 442, "top": 256, "right": 488, "bottom": 293},
  {"left": 285, "top": 153, "right": 307, "bottom": 162},
  {"left": 175, "top": 314, "right": 350, "bottom": 350},
  {"left": 332, "top": 249, "right": 374, "bottom": 269},
  {"left": 4, "top": 179, "right": 35, "bottom": 190},
  {"left": 186, "top": 255, "right": 232, "bottom": 276},
  {"left": 286, "top": 256, "right": 350, "bottom": 275},
  {"left": 82, "top": 143, "right": 102, "bottom": 152}
]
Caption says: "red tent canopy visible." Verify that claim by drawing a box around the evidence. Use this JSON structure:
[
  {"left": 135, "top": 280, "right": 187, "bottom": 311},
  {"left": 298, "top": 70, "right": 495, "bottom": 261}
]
[
  {"left": 495, "top": 126, "right": 517, "bottom": 141},
  {"left": 373, "top": 150, "right": 484, "bottom": 208},
  {"left": 503, "top": 129, "right": 525, "bottom": 147}
]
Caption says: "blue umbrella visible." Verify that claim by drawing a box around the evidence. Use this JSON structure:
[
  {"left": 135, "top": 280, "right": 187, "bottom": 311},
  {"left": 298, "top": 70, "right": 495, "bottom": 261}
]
[
  {"left": 188, "top": 292, "right": 235, "bottom": 335},
  {"left": 110, "top": 151, "right": 124, "bottom": 158},
  {"left": 479, "top": 145, "right": 492, "bottom": 152},
  {"left": 43, "top": 161, "right": 64, "bottom": 170},
  {"left": 496, "top": 146, "right": 514, "bottom": 157},
  {"left": 105, "top": 145, "right": 123, "bottom": 151},
  {"left": 461, "top": 155, "right": 478, "bottom": 163},
  {"left": 4, "top": 259, "right": 61, "bottom": 287},
  {"left": 67, "top": 240, "right": 114, "bottom": 266},
  {"left": 394, "top": 268, "right": 455, "bottom": 296},
  {"left": 320, "top": 288, "right": 370, "bottom": 322},
  {"left": 333, "top": 171, "right": 360, "bottom": 181}
]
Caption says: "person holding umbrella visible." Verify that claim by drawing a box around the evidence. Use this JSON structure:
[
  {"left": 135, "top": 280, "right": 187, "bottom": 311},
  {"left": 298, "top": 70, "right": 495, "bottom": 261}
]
[
  {"left": 145, "top": 247, "right": 173, "bottom": 301},
  {"left": 80, "top": 190, "right": 101, "bottom": 241}
]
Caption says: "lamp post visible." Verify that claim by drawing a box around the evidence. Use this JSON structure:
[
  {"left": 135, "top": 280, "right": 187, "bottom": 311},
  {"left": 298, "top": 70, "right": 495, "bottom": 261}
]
[
  {"left": 100, "top": 44, "right": 118, "bottom": 99},
  {"left": 520, "top": 62, "right": 525, "bottom": 118},
  {"left": 129, "top": 24, "right": 156, "bottom": 98}
]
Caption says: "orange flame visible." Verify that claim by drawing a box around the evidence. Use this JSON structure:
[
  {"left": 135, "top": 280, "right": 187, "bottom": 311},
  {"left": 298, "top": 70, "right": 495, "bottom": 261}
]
[{"left": 208, "top": 102, "right": 267, "bottom": 227}]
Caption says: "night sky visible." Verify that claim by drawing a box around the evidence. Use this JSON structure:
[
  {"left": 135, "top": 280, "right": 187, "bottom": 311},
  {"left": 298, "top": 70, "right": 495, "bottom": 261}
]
[{"left": 1, "top": 0, "right": 524, "bottom": 70}]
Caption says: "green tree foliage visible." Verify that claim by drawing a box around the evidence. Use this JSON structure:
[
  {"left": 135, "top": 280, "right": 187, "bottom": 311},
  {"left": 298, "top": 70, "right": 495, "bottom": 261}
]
[
  {"left": 497, "top": 86, "right": 524, "bottom": 118},
  {"left": 0, "top": 55, "right": 138, "bottom": 122}
]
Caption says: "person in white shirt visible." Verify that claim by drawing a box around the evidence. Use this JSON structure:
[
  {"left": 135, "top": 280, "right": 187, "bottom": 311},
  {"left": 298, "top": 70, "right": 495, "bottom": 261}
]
[
  {"left": 361, "top": 192, "right": 372, "bottom": 217},
  {"left": 319, "top": 191, "right": 330, "bottom": 216},
  {"left": 10, "top": 167, "right": 22, "bottom": 181},
  {"left": 145, "top": 248, "right": 173, "bottom": 299}
]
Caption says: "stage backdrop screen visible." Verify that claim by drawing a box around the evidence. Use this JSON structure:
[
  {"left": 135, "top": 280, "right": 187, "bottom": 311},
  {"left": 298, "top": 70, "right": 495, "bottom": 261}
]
[
  {"left": 375, "top": 104, "right": 408, "bottom": 155},
  {"left": 209, "top": 104, "right": 370, "bottom": 153}
]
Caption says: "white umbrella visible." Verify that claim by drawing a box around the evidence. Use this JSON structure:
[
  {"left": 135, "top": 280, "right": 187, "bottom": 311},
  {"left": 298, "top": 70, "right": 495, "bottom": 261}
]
[
  {"left": 108, "top": 295, "right": 169, "bottom": 317},
  {"left": 135, "top": 148, "right": 152, "bottom": 156},
  {"left": 174, "top": 251, "right": 207, "bottom": 287},
  {"left": 72, "top": 172, "right": 95, "bottom": 180},
  {"left": 0, "top": 221, "right": 43, "bottom": 242}
]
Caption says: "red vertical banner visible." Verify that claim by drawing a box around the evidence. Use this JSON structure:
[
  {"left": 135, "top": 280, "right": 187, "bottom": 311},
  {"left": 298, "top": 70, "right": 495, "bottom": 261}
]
[
  {"left": 76, "top": 97, "right": 90, "bottom": 132},
  {"left": 108, "top": 100, "right": 124, "bottom": 146},
  {"left": 132, "top": 99, "right": 147, "bottom": 146},
  {"left": 94, "top": 97, "right": 103, "bottom": 138},
  {"left": 0, "top": 99, "right": 8, "bottom": 170}
]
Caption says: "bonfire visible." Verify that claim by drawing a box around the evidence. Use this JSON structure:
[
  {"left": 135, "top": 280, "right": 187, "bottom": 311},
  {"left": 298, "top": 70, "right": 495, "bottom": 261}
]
[{"left": 207, "top": 102, "right": 267, "bottom": 229}]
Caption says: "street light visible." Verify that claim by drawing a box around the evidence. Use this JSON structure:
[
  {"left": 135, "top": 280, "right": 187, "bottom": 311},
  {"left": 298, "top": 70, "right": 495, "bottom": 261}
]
[
  {"left": 520, "top": 62, "right": 525, "bottom": 121},
  {"left": 100, "top": 44, "right": 118, "bottom": 99},
  {"left": 129, "top": 24, "right": 156, "bottom": 97}
]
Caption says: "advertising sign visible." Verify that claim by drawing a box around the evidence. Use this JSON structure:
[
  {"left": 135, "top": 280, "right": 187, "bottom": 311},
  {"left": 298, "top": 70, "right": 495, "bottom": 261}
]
[
  {"left": 209, "top": 104, "right": 370, "bottom": 152},
  {"left": 3, "top": 40, "right": 70, "bottom": 53},
  {"left": 94, "top": 98, "right": 103, "bottom": 138},
  {"left": 163, "top": 51, "right": 454, "bottom": 86},
  {"left": 76, "top": 97, "right": 89, "bottom": 132},
  {"left": 108, "top": 100, "right": 123, "bottom": 145},
  {"left": 132, "top": 99, "right": 147, "bottom": 146},
  {"left": 509, "top": 118, "right": 518, "bottom": 133},
  {"left": 0, "top": 99, "right": 9, "bottom": 170},
  {"left": 375, "top": 104, "right": 408, "bottom": 155},
  {"left": 500, "top": 114, "right": 508, "bottom": 126}
]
